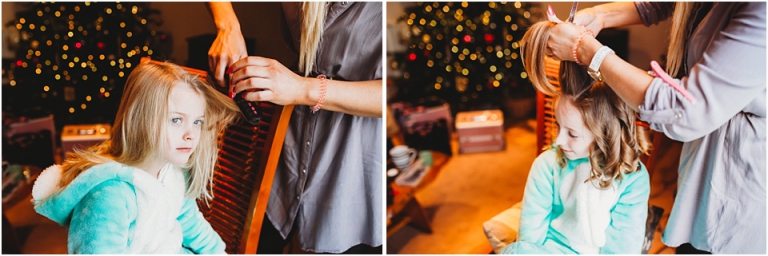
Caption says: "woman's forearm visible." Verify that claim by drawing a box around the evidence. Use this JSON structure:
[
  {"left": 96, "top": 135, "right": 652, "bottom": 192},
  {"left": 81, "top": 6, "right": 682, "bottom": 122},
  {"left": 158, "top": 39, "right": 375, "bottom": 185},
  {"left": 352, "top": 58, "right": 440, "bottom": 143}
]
[
  {"left": 207, "top": 2, "right": 241, "bottom": 31},
  {"left": 302, "top": 78, "right": 383, "bottom": 118},
  {"left": 591, "top": 2, "right": 644, "bottom": 29},
  {"left": 576, "top": 36, "right": 653, "bottom": 110}
]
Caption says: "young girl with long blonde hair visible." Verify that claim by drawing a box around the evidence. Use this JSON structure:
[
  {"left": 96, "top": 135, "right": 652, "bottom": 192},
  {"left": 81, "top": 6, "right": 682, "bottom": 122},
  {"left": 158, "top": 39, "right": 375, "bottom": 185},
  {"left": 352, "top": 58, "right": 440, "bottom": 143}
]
[
  {"left": 500, "top": 21, "right": 651, "bottom": 254},
  {"left": 31, "top": 61, "right": 240, "bottom": 253}
]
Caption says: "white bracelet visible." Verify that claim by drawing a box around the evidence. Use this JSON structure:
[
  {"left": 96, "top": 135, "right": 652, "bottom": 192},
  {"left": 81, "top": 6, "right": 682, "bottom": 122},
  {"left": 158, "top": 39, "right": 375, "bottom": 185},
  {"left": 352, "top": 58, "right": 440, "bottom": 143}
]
[{"left": 587, "top": 46, "right": 615, "bottom": 82}]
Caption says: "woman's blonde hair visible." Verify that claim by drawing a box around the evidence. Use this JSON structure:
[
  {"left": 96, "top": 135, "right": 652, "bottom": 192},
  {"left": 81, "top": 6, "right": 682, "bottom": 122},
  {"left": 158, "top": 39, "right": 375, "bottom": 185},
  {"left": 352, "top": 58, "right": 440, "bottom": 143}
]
[
  {"left": 666, "top": 2, "right": 694, "bottom": 78},
  {"left": 299, "top": 2, "right": 328, "bottom": 77},
  {"left": 521, "top": 21, "right": 651, "bottom": 188},
  {"left": 59, "top": 61, "right": 240, "bottom": 201}
]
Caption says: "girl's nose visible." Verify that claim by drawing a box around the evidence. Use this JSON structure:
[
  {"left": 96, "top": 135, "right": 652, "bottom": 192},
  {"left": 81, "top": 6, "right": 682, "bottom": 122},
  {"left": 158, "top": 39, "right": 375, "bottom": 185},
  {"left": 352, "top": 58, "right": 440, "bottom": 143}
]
[
  {"left": 184, "top": 125, "right": 195, "bottom": 141},
  {"left": 554, "top": 130, "right": 566, "bottom": 147}
]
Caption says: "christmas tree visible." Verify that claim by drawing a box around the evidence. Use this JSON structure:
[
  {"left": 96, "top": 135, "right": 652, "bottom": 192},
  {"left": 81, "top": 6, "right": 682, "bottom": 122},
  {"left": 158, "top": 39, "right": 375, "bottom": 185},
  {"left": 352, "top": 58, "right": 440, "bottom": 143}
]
[
  {"left": 3, "top": 2, "right": 170, "bottom": 129},
  {"left": 393, "top": 2, "right": 542, "bottom": 114}
]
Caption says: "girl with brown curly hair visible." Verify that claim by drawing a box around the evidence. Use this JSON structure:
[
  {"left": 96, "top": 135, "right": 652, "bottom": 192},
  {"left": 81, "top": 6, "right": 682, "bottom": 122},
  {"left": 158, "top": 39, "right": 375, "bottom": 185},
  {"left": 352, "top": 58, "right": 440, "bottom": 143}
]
[{"left": 500, "top": 21, "right": 651, "bottom": 254}]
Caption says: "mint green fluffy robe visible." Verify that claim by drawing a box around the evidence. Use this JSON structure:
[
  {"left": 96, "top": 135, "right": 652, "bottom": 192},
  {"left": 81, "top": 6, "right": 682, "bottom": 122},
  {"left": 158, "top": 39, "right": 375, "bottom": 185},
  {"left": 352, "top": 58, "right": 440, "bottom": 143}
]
[
  {"left": 32, "top": 162, "right": 225, "bottom": 254},
  {"left": 501, "top": 147, "right": 650, "bottom": 254}
]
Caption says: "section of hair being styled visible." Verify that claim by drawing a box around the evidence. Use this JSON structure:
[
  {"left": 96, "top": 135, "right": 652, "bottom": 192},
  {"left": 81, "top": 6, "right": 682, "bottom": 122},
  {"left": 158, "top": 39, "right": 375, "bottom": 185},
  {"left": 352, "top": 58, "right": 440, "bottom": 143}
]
[
  {"left": 521, "top": 21, "right": 651, "bottom": 188},
  {"left": 299, "top": 2, "right": 328, "bottom": 77},
  {"left": 59, "top": 61, "right": 240, "bottom": 201},
  {"left": 521, "top": 21, "right": 593, "bottom": 98}
]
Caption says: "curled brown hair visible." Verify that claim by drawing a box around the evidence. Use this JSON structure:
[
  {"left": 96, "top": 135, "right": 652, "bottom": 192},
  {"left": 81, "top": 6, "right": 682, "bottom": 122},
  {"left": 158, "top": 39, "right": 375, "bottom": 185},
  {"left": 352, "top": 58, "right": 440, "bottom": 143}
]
[{"left": 521, "top": 21, "right": 651, "bottom": 188}]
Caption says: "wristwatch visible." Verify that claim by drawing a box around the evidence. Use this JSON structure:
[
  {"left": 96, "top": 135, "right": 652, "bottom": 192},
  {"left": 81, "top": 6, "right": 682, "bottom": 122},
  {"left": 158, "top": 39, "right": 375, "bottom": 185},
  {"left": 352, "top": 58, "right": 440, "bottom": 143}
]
[{"left": 588, "top": 46, "right": 615, "bottom": 82}]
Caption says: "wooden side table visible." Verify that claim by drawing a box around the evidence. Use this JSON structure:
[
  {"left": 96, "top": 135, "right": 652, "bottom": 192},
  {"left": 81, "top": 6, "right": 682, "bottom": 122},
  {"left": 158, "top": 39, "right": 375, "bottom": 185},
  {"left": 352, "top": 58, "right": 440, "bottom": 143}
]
[
  {"left": 2, "top": 164, "right": 42, "bottom": 254},
  {"left": 386, "top": 151, "right": 449, "bottom": 236},
  {"left": 2, "top": 165, "right": 42, "bottom": 209}
]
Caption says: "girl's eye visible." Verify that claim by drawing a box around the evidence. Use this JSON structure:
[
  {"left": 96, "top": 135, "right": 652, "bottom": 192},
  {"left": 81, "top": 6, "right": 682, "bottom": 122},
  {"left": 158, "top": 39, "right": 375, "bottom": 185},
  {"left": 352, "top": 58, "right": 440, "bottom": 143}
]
[
  {"left": 568, "top": 131, "right": 578, "bottom": 138},
  {"left": 171, "top": 117, "right": 181, "bottom": 124},
  {"left": 194, "top": 120, "right": 204, "bottom": 126}
]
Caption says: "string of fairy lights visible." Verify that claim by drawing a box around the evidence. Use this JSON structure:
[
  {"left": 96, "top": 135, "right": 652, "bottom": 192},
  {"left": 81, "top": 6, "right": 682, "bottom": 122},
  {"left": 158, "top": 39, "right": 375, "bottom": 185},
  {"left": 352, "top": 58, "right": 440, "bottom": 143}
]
[
  {"left": 395, "top": 2, "right": 542, "bottom": 110},
  {"left": 5, "top": 2, "right": 167, "bottom": 124}
]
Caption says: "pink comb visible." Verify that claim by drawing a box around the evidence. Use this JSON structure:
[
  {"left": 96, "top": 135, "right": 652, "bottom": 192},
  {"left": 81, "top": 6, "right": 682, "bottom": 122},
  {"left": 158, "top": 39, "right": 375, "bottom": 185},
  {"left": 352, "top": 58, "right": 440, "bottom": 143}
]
[{"left": 650, "top": 60, "right": 696, "bottom": 104}]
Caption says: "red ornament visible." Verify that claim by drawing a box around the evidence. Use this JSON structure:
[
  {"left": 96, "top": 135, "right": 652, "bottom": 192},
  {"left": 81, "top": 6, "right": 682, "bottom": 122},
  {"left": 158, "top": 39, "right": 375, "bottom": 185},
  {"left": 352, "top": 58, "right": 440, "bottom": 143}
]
[
  {"left": 16, "top": 60, "right": 22, "bottom": 66},
  {"left": 463, "top": 35, "right": 471, "bottom": 43},
  {"left": 408, "top": 53, "right": 417, "bottom": 61},
  {"left": 75, "top": 42, "right": 82, "bottom": 49},
  {"left": 484, "top": 34, "right": 494, "bottom": 44},
  {"left": 97, "top": 42, "right": 105, "bottom": 49}
]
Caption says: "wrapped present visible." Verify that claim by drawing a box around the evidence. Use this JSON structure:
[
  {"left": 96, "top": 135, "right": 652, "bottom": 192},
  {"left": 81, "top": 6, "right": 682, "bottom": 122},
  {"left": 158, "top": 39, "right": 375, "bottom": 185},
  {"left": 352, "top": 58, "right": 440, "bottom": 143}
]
[
  {"left": 456, "top": 110, "right": 505, "bottom": 154},
  {"left": 61, "top": 124, "right": 111, "bottom": 159},
  {"left": 3, "top": 115, "right": 56, "bottom": 168},
  {"left": 391, "top": 98, "right": 453, "bottom": 156}
]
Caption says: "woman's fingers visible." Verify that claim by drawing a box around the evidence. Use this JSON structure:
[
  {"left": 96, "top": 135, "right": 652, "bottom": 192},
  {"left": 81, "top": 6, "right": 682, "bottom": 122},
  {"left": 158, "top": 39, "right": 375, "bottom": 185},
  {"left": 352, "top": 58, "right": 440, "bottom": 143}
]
[
  {"left": 240, "top": 89, "right": 275, "bottom": 102},
  {"left": 572, "top": 8, "right": 603, "bottom": 35},
  {"left": 545, "top": 47, "right": 553, "bottom": 57},
  {"left": 233, "top": 76, "right": 271, "bottom": 94},
  {"left": 226, "top": 56, "right": 300, "bottom": 106},
  {"left": 544, "top": 47, "right": 560, "bottom": 61},
  {"left": 214, "top": 57, "right": 229, "bottom": 87},
  {"left": 228, "top": 57, "right": 270, "bottom": 87},
  {"left": 547, "top": 5, "right": 563, "bottom": 23},
  {"left": 230, "top": 56, "right": 273, "bottom": 73},
  {"left": 207, "top": 50, "right": 228, "bottom": 87},
  {"left": 230, "top": 65, "right": 272, "bottom": 85},
  {"left": 546, "top": 22, "right": 587, "bottom": 62}
]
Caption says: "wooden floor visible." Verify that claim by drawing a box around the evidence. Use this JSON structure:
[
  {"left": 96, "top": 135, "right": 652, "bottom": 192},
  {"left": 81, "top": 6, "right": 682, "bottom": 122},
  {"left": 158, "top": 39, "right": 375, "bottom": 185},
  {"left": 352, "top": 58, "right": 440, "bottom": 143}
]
[
  {"left": 386, "top": 118, "right": 678, "bottom": 254},
  {"left": 4, "top": 118, "right": 679, "bottom": 254}
]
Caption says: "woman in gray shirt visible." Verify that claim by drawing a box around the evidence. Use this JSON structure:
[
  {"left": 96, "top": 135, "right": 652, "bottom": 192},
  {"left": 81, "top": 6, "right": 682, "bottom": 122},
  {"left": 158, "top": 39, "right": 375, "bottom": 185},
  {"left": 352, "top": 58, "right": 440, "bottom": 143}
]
[
  {"left": 208, "top": 2, "right": 382, "bottom": 254},
  {"left": 544, "top": 2, "right": 765, "bottom": 254}
]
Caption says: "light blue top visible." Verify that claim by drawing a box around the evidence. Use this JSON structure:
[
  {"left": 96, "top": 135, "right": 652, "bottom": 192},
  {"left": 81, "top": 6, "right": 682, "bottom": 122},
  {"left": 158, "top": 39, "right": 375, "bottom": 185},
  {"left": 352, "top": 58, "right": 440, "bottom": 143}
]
[
  {"left": 32, "top": 162, "right": 225, "bottom": 254},
  {"left": 501, "top": 147, "right": 650, "bottom": 254}
]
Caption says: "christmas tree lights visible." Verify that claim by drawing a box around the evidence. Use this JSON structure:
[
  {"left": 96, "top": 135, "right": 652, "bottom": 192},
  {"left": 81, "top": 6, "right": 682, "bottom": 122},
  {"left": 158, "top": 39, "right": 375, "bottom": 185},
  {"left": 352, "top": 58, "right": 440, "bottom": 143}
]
[
  {"left": 395, "top": 2, "right": 542, "bottom": 113},
  {"left": 3, "top": 2, "right": 169, "bottom": 128}
]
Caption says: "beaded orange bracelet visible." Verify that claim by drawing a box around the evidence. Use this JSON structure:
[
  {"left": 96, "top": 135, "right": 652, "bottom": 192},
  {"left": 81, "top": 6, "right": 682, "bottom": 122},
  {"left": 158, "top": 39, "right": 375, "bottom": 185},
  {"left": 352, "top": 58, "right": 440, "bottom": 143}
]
[
  {"left": 310, "top": 74, "right": 327, "bottom": 113},
  {"left": 572, "top": 29, "right": 594, "bottom": 66}
]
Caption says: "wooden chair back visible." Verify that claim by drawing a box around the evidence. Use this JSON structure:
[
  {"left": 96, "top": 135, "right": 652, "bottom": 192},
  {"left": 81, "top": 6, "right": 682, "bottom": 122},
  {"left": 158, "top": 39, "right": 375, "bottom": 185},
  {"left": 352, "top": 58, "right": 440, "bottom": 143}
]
[{"left": 535, "top": 57, "right": 561, "bottom": 154}]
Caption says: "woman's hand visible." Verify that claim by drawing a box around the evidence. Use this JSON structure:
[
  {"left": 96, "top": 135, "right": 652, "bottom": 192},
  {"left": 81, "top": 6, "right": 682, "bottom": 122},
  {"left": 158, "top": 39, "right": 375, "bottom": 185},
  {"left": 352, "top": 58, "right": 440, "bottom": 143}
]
[
  {"left": 229, "top": 56, "right": 311, "bottom": 106},
  {"left": 545, "top": 6, "right": 593, "bottom": 63},
  {"left": 546, "top": 23, "right": 590, "bottom": 63},
  {"left": 208, "top": 28, "right": 248, "bottom": 88},
  {"left": 573, "top": 7, "right": 605, "bottom": 35}
]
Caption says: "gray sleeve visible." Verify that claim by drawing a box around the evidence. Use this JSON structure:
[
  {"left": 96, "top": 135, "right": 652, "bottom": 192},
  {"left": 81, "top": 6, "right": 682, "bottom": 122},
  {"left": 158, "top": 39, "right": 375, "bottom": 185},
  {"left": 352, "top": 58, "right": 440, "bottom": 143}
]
[
  {"left": 638, "top": 2, "right": 766, "bottom": 142},
  {"left": 634, "top": 2, "right": 675, "bottom": 27}
]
